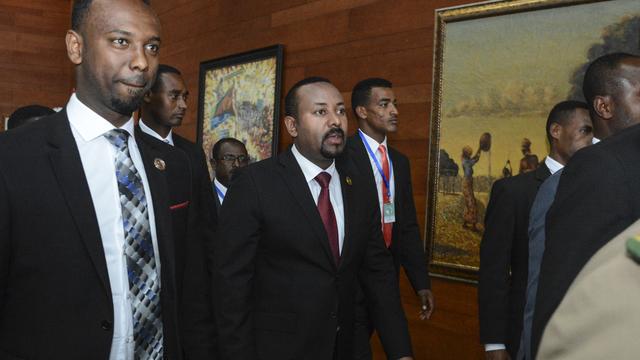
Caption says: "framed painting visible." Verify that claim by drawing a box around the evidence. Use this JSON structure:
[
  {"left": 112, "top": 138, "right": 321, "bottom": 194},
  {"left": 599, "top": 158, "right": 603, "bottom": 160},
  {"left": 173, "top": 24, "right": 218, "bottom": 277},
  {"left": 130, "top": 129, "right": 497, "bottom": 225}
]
[
  {"left": 197, "top": 45, "right": 284, "bottom": 178},
  {"left": 426, "top": 0, "right": 640, "bottom": 282}
]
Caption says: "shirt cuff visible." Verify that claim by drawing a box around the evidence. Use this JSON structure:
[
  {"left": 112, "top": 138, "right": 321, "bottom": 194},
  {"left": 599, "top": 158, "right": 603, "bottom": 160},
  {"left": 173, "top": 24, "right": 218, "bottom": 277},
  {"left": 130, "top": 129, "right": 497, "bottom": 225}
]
[{"left": 485, "top": 344, "right": 506, "bottom": 352}]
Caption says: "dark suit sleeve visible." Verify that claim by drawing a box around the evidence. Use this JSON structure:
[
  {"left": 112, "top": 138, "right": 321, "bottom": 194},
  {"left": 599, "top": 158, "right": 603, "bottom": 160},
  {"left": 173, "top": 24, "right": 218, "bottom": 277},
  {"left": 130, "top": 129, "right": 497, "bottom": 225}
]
[
  {"left": 478, "top": 179, "right": 515, "bottom": 345},
  {"left": 532, "top": 148, "right": 631, "bottom": 357},
  {"left": 359, "top": 189, "right": 413, "bottom": 359},
  {"left": 395, "top": 154, "right": 430, "bottom": 291},
  {"left": 213, "top": 169, "right": 261, "bottom": 359},
  {"left": 181, "top": 147, "right": 218, "bottom": 359},
  {"left": 0, "top": 168, "right": 9, "bottom": 312}
]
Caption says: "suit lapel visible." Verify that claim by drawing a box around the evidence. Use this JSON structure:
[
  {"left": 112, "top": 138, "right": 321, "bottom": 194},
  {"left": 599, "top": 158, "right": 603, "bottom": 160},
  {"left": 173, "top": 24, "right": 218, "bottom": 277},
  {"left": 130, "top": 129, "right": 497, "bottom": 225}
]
[
  {"left": 135, "top": 129, "right": 177, "bottom": 295},
  {"left": 278, "top": 149, "right": 338, "bottom": 270},
  {"left": 46, "top": 111, "right": 111, "bottom": 295},
  {"left": 337, "top": 162, "right": 354, "bottom": 270}
]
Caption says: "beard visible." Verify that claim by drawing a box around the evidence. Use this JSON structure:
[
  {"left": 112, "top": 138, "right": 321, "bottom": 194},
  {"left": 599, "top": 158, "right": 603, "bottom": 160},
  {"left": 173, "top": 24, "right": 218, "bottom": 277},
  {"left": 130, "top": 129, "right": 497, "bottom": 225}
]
[
  {"left": 111, "top": 77, "right": 152, "bottom": 116},
  {"left": 319, "top": 127, "right": 346, "bottom": 159}
]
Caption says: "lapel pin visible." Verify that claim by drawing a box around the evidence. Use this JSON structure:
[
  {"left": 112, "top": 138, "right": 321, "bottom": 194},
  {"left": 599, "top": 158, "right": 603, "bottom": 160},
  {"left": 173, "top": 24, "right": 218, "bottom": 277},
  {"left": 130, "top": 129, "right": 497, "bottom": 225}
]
[
  {"left": 154, "top": 158, "right": 166, "bottom": 171},
  {"left": 346, "top": 176, "right": 352, "bottom": 186}
]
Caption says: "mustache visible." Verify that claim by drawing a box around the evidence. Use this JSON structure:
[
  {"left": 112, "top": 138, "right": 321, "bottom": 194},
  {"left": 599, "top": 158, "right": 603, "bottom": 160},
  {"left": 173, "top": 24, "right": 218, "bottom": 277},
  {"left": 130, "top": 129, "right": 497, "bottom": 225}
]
[{"left": 322, "top": 127, "right": 345, "bottom": 141}]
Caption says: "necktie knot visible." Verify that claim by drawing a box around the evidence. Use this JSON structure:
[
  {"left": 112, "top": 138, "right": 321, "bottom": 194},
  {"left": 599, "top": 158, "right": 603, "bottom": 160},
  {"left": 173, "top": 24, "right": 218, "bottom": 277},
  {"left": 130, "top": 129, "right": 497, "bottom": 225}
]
[
  {"left": 314, "top": 172, "right": 332, "bottom": 189},
  {"left": 104, "top": 129, "right": 130, "bottom": 151},
  {"left": 378, "top": 144, "right": 387, "bottom": 156}
]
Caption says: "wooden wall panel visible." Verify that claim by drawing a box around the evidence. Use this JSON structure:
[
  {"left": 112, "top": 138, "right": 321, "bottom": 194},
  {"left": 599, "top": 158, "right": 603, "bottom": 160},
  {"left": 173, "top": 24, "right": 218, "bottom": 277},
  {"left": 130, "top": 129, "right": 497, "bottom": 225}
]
[
  {"left": 0, "top": 0, "right": 71, "bottom": 128},
  {"left": 152, "top": 0, "right": 482, "bottom": 359}
]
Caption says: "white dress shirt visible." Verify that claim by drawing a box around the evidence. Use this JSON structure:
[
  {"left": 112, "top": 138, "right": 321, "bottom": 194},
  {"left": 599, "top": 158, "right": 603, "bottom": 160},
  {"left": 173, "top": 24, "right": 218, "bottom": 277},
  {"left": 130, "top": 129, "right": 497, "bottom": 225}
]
[
  {"left": 291, "top": 144, "right": 345, "bottom": 253},
  {"left": 544, "top": 156, "right": 563, "bottom": 175},
  {"left": 139, "top": 118, "right": 174, "bottom": 146},
  {"left": 67, "top": 94, "right": 161, "bottom": 360},
  {"left": 358, "top": 129, "right": 395, "bottom": 218},
  {"left": 213, "top": 177, "right": 228, "bottom": 204}
]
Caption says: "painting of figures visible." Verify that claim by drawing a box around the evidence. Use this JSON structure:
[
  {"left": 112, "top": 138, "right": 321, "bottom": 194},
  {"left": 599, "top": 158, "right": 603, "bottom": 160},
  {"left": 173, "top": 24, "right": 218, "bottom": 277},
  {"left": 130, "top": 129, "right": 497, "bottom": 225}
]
[
  {"left": 197, "top": 45, "right": 283, "bottom": 178},
  {"left": 427, "top": 0, "right": 640, "bottom": 281}
]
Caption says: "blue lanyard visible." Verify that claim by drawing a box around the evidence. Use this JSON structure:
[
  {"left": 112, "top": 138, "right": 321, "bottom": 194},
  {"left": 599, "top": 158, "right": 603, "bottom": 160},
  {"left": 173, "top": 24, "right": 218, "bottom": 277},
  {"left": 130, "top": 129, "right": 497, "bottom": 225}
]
[
  {"left": 214, "top": 183, "right": 225, "bottom": 200},
  {"left": 358, "top": 129, "right": 393, "bottom": 199}
]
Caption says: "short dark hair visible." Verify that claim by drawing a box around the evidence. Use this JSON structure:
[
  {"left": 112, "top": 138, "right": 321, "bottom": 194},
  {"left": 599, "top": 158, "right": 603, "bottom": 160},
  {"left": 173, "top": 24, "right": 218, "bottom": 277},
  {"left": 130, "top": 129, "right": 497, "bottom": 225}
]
[
  {"left": 351, "top": 78, "right": 392, "bottom": 118},
  {"left": 545, "top": 100, "right": 589, "bottom": 143},
  {"left": 7, "top": 105, "right": 55, "bottom": 130},
  {"left": 211, "top": 137, "right": 246, "bottom": 160},
  {"left": 71, "top": 0, "right": 151, "bottom": 31},
  {"left": 284, "top": 77, "right": 332, "bottom": 120},
  {"left": 150, "top": 64, "right": 182, "bottom": 92},
  {"left": 583, "top": 52, "right": 639, "bottom": 111}
]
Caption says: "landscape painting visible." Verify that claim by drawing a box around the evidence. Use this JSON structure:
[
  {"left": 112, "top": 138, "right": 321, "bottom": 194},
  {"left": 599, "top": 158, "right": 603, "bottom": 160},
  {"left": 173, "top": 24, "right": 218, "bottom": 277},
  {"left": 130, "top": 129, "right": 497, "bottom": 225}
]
[{"left": 427, "top": 0, "right": 640, "bottom": 281}]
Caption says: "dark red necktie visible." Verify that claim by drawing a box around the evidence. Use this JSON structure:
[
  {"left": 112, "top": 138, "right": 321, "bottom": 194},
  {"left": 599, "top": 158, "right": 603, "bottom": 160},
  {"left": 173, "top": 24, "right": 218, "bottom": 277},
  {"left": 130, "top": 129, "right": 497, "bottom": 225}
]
[{"left": 315, "top": 172, "right": 340, "bottom": 264}]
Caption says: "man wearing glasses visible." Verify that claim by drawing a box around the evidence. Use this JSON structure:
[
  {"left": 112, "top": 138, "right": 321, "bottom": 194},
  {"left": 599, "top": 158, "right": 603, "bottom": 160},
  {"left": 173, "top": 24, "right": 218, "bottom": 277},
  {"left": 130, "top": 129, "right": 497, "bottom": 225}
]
[{"left": 210, "top": 137, "right": 249, "bottom": 211}]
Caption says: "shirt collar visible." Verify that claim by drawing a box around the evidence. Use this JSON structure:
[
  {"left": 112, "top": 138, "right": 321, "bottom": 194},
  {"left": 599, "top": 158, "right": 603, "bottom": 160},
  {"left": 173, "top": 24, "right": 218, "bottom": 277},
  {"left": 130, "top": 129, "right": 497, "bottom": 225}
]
[
  {"left": 66, "top": 93, "right": 135, "bottom": 140},
  {"left": 139, "top": 118, "right": 174, "bottom": 146},
  {"left": 214, "top": 177, "right": 228, "bottom": 194},
  {"left": 358, "top": 129, "right": 388, "bottom": 152},
  {"left": 545, "top": 155, "right": 564, "bottom": 175},
  {"left": 291, "top": 144, "right": 337, "bottom": 183}
]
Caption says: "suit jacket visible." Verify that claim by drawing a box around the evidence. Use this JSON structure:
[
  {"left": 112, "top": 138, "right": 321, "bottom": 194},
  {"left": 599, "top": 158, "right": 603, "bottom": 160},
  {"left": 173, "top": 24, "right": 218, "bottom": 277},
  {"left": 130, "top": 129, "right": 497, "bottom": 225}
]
[
  {"left": 478, "top": 164, "right": 550, "bottom": 358},
  {"left": 537, "top": 217, "right": 640, "bottom": 360},
  {"left": 0, "top": 111, "right": 211, "bottom": 359},
  {"left": 520, "top": 169, "right": 562, "bottom": 360},
  {"left": 345, "top": 135, "right": 430, "bottom": 291},
  {"left": 213, "top": 148, "right": 412, "bottom": 360},
  {"left": 532, "top": 123, "right": 640, "bottom": 358}
]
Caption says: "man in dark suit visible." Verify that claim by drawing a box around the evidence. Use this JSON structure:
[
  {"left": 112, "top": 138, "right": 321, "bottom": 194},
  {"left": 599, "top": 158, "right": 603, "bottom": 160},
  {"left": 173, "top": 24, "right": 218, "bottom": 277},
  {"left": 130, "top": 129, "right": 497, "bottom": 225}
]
[
  {"left": 517, "top": 101, "right": 593, "bottom": 360},
  {"left": 531, "top": 52, "right": 640, "bottom": 358},
  {"left": 213, "top": 77, "right": 414, "bottom": 360},
  {"left": 209, "top": 137, "right": 249, "bottom": 214},
  {"left": 345, "top": 78, "right": 433, "bottom": 359},
  {"left": 0, "top": 0, "right": 212, "bottom": 358},
  {"left": 138, "top": 63, "right": 217, "bottom": 358},
  {"left": 479, "top": 100, "right": 592, "bottom": 359}
]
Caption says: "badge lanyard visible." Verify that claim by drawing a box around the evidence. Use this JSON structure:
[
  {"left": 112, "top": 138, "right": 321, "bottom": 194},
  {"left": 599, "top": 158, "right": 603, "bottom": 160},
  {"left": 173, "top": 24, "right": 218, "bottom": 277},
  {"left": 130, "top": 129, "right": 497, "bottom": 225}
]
[{"left": 358, "top": 129, "right": 393, "bottom": 200}]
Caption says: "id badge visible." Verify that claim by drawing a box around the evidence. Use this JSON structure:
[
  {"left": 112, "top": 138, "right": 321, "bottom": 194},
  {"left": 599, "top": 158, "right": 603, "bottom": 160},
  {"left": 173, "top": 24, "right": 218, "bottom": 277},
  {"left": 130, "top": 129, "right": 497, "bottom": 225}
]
[{"left": 383, "top": 202, "right": 396, "bottom": 223}]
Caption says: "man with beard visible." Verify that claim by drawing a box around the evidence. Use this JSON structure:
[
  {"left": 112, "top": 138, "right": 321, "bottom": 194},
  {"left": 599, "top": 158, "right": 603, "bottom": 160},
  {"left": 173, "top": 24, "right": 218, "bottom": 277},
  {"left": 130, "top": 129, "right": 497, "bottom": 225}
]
[
  {"left": 345, "top": 78, "right": 433, "bottom": 360},
  {"left": 532, "top": 52, "right": 640, "bottom": 358},
  {"left": 213, "top": 77, "right": 414, "bottom": 360},
  {"left": 209, "top": 137, "right": 249, "bottom": 214},
  {"left": 0, "top": 0, "right": 212, "bottom": 358}
]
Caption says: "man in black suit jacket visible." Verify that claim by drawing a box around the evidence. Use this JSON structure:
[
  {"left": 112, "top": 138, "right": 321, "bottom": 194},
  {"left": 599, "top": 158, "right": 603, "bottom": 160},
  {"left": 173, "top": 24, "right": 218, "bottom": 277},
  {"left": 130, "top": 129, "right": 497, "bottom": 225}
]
[
  {"left": 138, "top": 64, "right": 217, "bottom": 358},
  {"left": 0, "top": 1, "right": 211, "bottom": 358},
  {"left": 479, "top": 100, "right": 594, "bottom": 360},
  {"left": 213, "top": 77, "right": 413, "bottom": 360},
  {"left": 345, "top": 78, "right": 433, "bottom": 359},
  {"left": 209, "top": 137, "right": 249, "bottom": 214},
  {"left": 532, "top": 52, "right": 640, "bottom": 358}
]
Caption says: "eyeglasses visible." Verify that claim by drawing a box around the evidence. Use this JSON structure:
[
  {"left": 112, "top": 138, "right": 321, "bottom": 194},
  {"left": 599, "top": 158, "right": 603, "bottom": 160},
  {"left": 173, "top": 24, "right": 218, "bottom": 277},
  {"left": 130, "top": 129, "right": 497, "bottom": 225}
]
[{"left": 219, "top": 154, "right": 249, "bottom": 163}]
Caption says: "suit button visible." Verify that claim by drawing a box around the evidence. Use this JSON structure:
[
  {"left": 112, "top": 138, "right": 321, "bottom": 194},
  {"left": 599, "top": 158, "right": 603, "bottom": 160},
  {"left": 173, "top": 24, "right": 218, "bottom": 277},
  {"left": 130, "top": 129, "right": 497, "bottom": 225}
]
[
  {"left": 330, "top": 312, "right": 337, "bottom": 319},
  {"left": 101, "top": 320, "right": 112, "bottom": 331}
]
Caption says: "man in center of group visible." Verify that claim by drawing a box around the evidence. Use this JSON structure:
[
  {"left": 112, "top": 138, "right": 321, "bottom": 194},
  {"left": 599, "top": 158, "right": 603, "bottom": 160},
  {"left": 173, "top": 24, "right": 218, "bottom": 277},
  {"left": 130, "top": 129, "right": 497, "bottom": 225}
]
[
  {"left": 213, "top": 77, "right": 414, "bottom": 360},
  {"left": 209, "top": 137, "right": 249, "bottom": 213}
]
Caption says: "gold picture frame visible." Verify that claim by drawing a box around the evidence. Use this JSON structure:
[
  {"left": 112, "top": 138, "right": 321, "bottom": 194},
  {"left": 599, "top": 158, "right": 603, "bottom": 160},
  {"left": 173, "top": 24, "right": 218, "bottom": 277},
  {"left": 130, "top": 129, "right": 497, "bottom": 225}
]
[{"left": 426, "top": 0, "right": 640, "bottom": 282}]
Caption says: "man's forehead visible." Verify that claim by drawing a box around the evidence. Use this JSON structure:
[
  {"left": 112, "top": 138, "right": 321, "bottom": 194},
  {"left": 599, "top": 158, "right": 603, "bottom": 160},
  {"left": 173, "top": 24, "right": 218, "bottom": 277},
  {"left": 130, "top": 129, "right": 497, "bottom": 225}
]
[
  {"left": 298, "top": 82, "right": 343, "bottom": 104},
  {"left": 86, "top": 0, "right": 160, "bottom": 36},
  {"left": 220, "top": 143, "right": 247, "bottom": 153}
]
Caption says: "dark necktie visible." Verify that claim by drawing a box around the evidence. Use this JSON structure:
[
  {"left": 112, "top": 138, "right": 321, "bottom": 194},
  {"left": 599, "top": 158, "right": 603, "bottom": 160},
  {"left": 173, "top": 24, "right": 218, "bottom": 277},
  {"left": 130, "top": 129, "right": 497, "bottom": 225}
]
[
  {"left": 315, "top": 172, "right": 340, "bottom": 264},
  {"left": 104, "top": 129, "right": 163, "bottom": 359}
]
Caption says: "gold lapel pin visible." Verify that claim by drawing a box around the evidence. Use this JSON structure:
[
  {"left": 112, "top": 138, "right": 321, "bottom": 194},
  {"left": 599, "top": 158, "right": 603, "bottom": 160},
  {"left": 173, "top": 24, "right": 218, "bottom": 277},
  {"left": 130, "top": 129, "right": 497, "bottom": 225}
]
[
  {"left": 346, "top": 176, "right": 352, "bottom": 186},
  {"left": 154, "top": 158, "right": 166, "bottom": 171}
]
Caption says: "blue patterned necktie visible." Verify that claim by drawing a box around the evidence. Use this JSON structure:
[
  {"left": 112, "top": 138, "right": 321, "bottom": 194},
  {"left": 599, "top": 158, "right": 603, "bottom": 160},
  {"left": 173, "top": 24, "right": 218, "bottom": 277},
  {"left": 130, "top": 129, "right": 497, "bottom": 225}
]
[{"left": 104, "top": 129, "right": 163, "bottom": 359}]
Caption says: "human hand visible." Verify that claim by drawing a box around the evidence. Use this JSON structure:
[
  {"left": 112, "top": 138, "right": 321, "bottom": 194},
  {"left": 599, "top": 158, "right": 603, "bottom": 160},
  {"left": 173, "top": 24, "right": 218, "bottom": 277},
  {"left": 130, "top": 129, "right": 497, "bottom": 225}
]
[{"left": 417, "top": 289, "right": 434, "bottom": 320}]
